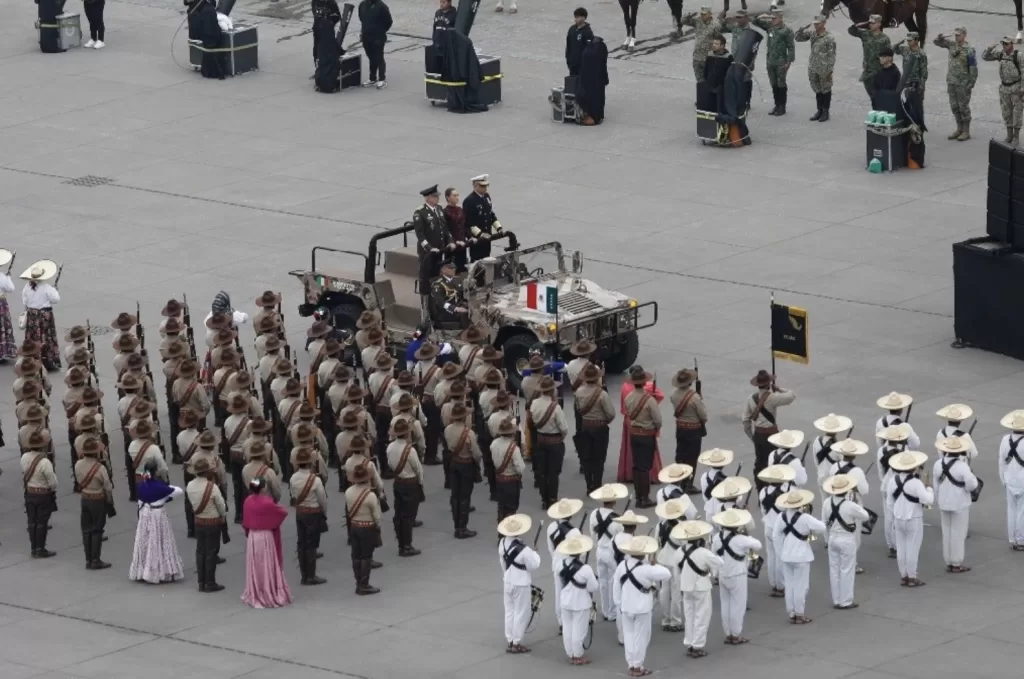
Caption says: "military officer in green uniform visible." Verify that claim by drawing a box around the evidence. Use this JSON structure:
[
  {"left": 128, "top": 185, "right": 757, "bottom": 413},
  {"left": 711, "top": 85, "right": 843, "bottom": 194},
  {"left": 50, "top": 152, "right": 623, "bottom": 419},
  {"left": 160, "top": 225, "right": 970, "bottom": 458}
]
[
  {"left": 719, "top": 9, "right": 752, "bottom": 56},
  {"left": 753, "top": 9, "right": 796, "bottom": 116},
  {"left": 894, "top": 32, "right": 928, "bottom": 97},
  {"left": 983, "top": 37, "right": 1024, "bottom": 145},
  {"left": 413, "top": 185, "right": 453, "bottom": 322},
  {"left": 849, "top": 15, "right": 892, "bottom": 103},
  {"left": 795, "top": 15, "right": 836, "bottom": 122},
  {"left": 933, "top": 28, "right": 979, "bottom": 141},
  {"left": 430, "top": 260, "right": 468, "bottom": 328},
  {"left": 681, "top": 6, "right": 722, "bottom": 82}
]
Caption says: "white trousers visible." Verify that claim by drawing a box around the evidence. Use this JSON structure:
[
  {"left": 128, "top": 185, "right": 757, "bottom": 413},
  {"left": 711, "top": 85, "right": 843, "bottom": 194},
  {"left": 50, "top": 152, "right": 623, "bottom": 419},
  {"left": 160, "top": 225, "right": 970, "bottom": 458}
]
[
  {"left": 718, "top": 573, "right": 748, "bottom": 636},
  {"left": 782, "top": 562, "right": 810, "bottom": 616},
  {"left": 561, "top": 608, "right": 589, "bottom": 658},
  {"left": 552, "top": 572, "right": 564, "bottom": 626},
  {"left": 764, "top": 527, "right": 780, "bottom": 588},
  {"left": 827, "top": 535, "right": 857, "bottom": 607},
  {"left": 597, "top": 557, "right": 617, "bottom": 619},
  {"left": 682, "top": 590, "right": 712, "bottom": 649},
  {"left": 1007, "top": 489, "right": 1024, "bottom": 545},
  {"left": 883, "top": 496, "right": 895, "bottom": 549},
  {"left": 940, "top": 508, "right": 969, "bottom": 566},
  {"left": 616, "top": 608, "right": 623, "bottom": 643},
  {"left": 621, "top": 611, "right": 652, "bottom": 669},
  {"left": 658, "top": 571, "right": 682, "bottom": 627},
  {"left": 894, "top": 517, "right": 923, "bottom": 578},
  {"left": 503, "top": 583, "right": 531, "bottom": 644}
]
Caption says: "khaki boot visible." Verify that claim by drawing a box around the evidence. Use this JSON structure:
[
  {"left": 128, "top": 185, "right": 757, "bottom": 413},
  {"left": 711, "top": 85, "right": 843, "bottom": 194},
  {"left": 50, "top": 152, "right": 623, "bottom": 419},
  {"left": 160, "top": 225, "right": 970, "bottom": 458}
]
[
  {"left": 1006, "top": 127, "right": 1016, "bottom": 144},
  {"left": 947, "top": 118, "right": 961, "bottom": 140},
  {"left": 1014, "top": 128, "right": 1021, "bottom": 146},
  {"left": 956, "top": 121, "right": 971, "bottom": 141}
]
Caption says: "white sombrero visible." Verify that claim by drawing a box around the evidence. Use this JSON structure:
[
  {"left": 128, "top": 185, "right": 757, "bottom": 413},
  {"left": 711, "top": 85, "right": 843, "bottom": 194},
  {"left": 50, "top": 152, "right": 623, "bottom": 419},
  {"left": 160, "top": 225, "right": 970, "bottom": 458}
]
[
  {"left": 613, "top": 510, "right": 649, "bottom": 526},
  {"left": 936, "top": 404, "right": 973, "bottom": 421},
  {"left": 19, "top": 260, "right": 58, "bottom": 281},
  {"left": 758, "top": 464, "right": 796, "bottom": 484},
  {"left": 658, "top": 463, "right": 694, "bottom": 484},
  {"left": 619, "top": 535, "right": 659, "bottom": 556},
  {"left": 822, "top": 474, "right": 856, "bottom": 496},
  {"left": 889, "top": 450, "right": 928, "bottom": 472},
  {"left": 711, "top": 476, "right": 752, "bottom": 500},
  {"left": 669, "top": 520, "right": 713, "bottom": 542},
  {"left": 698, "top": 448, "right": 734, "bottom": 468},
  {"left": 878, "top": 424, "right": 911, "bottom": 443},
  {"left": 498, "top": 514, "right": 533, "bottom": 537},
  {"left": 556, "top": 535, "right": 594, "bottom": 556},
  {"left": 1001, "top": 410, "right": 1024, "bottom": 431},
  {"left": 712, "top": 508, "right": 753, "bottom": 529},
  {"left": 813, "top": 413, "right": 853, "bottom": 434},
  {"left": 547, "top": 498, "right": 584, "bottom": 520},
  {"left": 936, "top": 436, "right": 971, "bottom": 455},
  {"left": 776, "top": 488, "right": 815, "bottom": 510},
  {"left": 877, "top": 392, "right": 913, "bottom": 410},
  {"left": 589, "top": 483, "right": 629, "bottom": 502},
  {"left": 830, "top": 438, "right": 869, "bottom": 457},
  {"left": 0, "top": 249, "right": 13, "bottom": 268},
  {"left": 655, "top": 498, "right": 692, "bottom": 521},
  {"left": 768, "top": 429, "right": 804, "bottom": 449}
]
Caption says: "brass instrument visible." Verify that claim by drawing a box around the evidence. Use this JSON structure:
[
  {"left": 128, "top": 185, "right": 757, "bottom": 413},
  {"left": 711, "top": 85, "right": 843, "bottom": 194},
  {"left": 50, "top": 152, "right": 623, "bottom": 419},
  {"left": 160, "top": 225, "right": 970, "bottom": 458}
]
[{"left": 922, "top": 470, "right": 933, "bottom": 509}]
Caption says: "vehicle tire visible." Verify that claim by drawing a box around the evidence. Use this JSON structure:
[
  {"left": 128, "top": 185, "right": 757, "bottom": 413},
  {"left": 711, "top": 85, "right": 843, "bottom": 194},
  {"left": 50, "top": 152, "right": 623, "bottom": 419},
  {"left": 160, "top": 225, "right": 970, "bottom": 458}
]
[
  {"left": 603, "top": 332, "right": 640, "bottom": 374},
  {"left": 500, "top": 333, "right": 536, "bottom": 393}
]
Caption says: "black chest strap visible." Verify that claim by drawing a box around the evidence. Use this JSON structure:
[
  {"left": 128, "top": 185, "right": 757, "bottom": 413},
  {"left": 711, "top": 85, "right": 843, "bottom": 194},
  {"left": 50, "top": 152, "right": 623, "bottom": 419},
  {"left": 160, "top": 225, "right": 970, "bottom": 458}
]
[
  {"left": 503, "top": 540, "right": 527, "bottom": 571},
  {"left": 752, "top": 393, "right": 776, "bottom": 425},
  {"left": 595, "top": 511, "right": 619, "bottom": 541},
  {"left": 892, "top": 474, "right": 920, "bottom": 504},
  {"left": 717, "top": 530, "right": 744, "bottom": 561},
  {"left": 612, "top": 539, "right": 625, "bottom": 564},
  {"left": 619, "top": 560, "right": 651, "bottom": 594},
  {"left": 1006, "top": 436, "right": 1024, "bottom": 466},
  {"left": 761, "top": 485, "right": 784, "bottom": 515},
  {"left": 835, "top": 461, "right": 856, "bottom": 477},
  {"left": 880, "top": 444, "right": 904, "bottom": 474},
  {"left": 827, "top": 499, "right": 856, "bottom": 532},
  {"left": 774, "top": 450, "right": 795, "bottom": 466},
  {"left": 560, "top": 557, "right": 587, "bottom": 589},
  {"left": 680, "top": 543, "right": 710, "bottom": 576},
  {"left": 664, "top": 486, "right": 684, "bottom": 501},
  {"left": 703, "top": 471, "right": 725, "bottom": 500},
  {"left": 815, "top": 436, "right": 836, "bottom": 465},
  {"left": 657, "top": 519, "right": 678, "bottom": 548},
  {"left": 781, "top": 512, "right": 808, "bottom": 541},
  {"left": 939, "top": 457, "right": 965, "bottom": 488},
  {"left": 551, "top": 521, "right": 573, "bottom": 550}
]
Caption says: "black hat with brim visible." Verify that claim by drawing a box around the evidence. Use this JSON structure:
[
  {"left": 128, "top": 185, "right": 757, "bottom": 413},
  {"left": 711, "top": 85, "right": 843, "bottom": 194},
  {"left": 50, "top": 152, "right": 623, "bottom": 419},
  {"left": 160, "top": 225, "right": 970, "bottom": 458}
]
[{"left": 421, "top": 185, "right": 439, "bottom": 197}]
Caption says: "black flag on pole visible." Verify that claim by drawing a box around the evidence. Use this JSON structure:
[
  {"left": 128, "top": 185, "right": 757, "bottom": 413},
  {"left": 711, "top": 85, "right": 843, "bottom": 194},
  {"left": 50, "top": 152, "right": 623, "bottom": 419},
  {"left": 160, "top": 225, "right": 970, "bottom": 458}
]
[{"left": 771, "top": 302, "right": 808, "bottom": 365}]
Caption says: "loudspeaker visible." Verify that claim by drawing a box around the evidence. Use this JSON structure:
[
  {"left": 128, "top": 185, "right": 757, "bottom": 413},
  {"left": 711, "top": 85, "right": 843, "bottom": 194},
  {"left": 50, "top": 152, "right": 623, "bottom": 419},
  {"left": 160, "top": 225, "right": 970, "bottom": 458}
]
[
  {"left": 990, "top": 138, "right": 1014, "bottom": 173},
  {"left": 989, "top": 188, "right": 1011, "bottom": 221},
  {"left": 455, "top": 0, "right": 479, "bottom": 38},
  {"left": 989, "top": 166, "right": 1012, "bottom": 196},
  {"left": 988, "top": 213, "right": 1012, "bottom": 242},
  {"left": 1012, "top": 146, "right": 1024, "bottom": 177}
]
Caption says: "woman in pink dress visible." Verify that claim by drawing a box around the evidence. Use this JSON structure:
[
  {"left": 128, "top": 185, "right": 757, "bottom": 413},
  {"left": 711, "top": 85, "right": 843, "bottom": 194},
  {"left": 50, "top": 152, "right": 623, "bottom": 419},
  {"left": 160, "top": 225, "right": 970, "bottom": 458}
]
[
  {"left": 241, "top": 478, "right": 292, "bottom": 609},
  {"left": 616, "top": 372, "right": 664, "bottom": 486}
]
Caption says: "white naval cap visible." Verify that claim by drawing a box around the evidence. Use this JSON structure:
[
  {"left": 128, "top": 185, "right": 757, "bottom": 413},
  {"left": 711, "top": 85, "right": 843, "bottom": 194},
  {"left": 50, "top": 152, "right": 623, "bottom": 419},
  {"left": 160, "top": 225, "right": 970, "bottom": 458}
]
[{"left": 471, "top": 174, "right": 490, "bottom": 185}]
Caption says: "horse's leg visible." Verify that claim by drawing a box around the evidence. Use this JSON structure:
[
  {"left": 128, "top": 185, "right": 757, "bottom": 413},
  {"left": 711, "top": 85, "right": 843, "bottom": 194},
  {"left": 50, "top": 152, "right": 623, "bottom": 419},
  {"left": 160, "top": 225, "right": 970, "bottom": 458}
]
[
  {"left": 1016, "top": 0, "right": 1023, "bottom": 36},
  {"left": 915, "top": 5, "right": 927, "bottom": 43}
]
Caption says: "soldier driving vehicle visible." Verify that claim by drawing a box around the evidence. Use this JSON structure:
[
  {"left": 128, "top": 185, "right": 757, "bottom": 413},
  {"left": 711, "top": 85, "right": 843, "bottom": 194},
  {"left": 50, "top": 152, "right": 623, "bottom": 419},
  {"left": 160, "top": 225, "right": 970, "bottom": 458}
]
[{"left": 291, "top": 223, "right": 658, "bottom": 391}]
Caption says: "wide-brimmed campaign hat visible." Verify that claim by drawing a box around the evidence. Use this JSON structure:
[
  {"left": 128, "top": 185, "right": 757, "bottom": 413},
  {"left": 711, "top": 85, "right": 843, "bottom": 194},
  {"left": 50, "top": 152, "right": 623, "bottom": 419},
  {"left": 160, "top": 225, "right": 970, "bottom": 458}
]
[
  {"left": 78, "top": 436, "right": 105, "bottom": 458},
  {"left": 556, "top": 535, "right": 594, "bottom": 557},
  {"left": 255, "top": 290, "right": 281, "bottom": 308},
  {"left": 461, "top": 326, "right": 486, "bottom": 344},
  {"left": 441, "top": 362, "right": 463, "bottom": 380},
  {"left": 498, "top": 514, "right": 532, "bottom": 537},
  {"left": 628, "top": 366, "right": 651, "bottom": 386},
  {"left": 658, "top": 463, "right": 694, "bottom": 484},
  {"left": 196, "top": 430, "right": 219, "bottom": 449},
  {"left": 878, "top": 424, "right": 910, "bottom": 442},
  {"left": 26, "top": 429, "right": 52, "bottom": 450},
  {"left": 547, "top": 498, "right": 584, "bottom": 520},
  {"left": 822, "top": 474, "right": 856, "bottom": 496},
  {"left": 64, "top": 326, "right": 89, "bottom": 343},
  {"left": 527, "top": 355, "right": 545, "bottom": 371},
  {"left": 670, "top": 520, "right": 713, "bottom": 542},
  {"left": 570, "top": 340, "right": 597, "bottom": 357},
  {"left": 655, "top": 498, "right": 692, "bottom": 521},
  {"left": 619, "top": 535, "right": 658, "bottom": 556},
  {"left": 877, "top": 392, "right": 913, "bottom": 410},
  {"left": 613, "top": 510, "right": 649, "bottom": 526},
  {"left": 414, "top": 342, "right": 440, "bottom": 362},
  {"left": 356, "top": 310, "right": 381, "bottom": 330},
  {"left": 813, "top": 413, "right": 852, "bottom": 434},
  {"left": 205, "top": 312, "right": 232, "bottom": 331},
  {"left": 750, "top": 370, "right": 772, "bottom": 388},
  {"left": 496, "top": 418, "right": 519, "bottom": 437},
  {"left": 273, "top": 358, "right": 294, "bottom": 377},
  {"left": 672, "top": 369, "right": 697, "bottom": 389},
  {"left": 776, "top": 489, "right": 815, "bottom": 510},
  {"left": 936, "top": 404, "right": 973, "bottom": 421},
  {"left": 226, "top": 393, "right": 250, "bottom": 414},
  {"left": 307, "top": 320, "right": 331, "bottom": 339},
  {"left": 111, "top": 313, "right": 137, "bottom": 331},
  {"left": 713, "top": 508, "right": 753, "bottom": 529},
  {"left": 65, "top": 367, "right": 88, "bottom": 387},
  {"left": 538, "top": 376, "right": 557, "bottom": 393},
  {"left": 178, "top": 408, "right": 201, "bottom": 430},
  {"left": 768, "top": 429, "right": 804, "bottom": 449},
  {"left": 582, "top": 364, "right": 602, "bottom": 383},
  {"left": 589, "top": 483, "right": 629, "bottom": 502},
  {"left": 698, "top": 448, "right": 733, "bottom": 468},
  {"left": 758, "top": 464, "right": 796, "bottom": 484},
  {"left": 113, "top": 334, "right": 139, "bottom": 353},
  {"left": 936, "top": 436, "right": 971, "bottom": 455},
  {"left": 161, "top": 299, "right": 183, "bottom": 317},
  {"left": 374, "top": 352, "right": 397, "bottom": 371},
  {"left": 889, "top": 450, "right": 928, "bottom": 472},
  {"left": 392, "top": 418, "right": 412, "bottom": 438},
  {"left": 281, "top": 378, "right": 302, "bottom": 398},
  {"left": 830, "top": 438, "right": 869, "bottom": 457},
  {"left": 1001, "top": 410, "right": 1024, "bottom": 431},
  {"left": 711, "top": 476, "right": 752, "bottom": 500}
]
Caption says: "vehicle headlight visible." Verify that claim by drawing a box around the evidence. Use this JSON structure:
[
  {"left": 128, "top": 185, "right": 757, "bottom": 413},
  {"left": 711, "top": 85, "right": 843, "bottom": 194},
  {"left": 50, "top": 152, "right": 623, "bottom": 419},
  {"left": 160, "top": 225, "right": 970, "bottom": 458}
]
[{"left": 547, "top": 322, "right": 558, "bottom": 334}]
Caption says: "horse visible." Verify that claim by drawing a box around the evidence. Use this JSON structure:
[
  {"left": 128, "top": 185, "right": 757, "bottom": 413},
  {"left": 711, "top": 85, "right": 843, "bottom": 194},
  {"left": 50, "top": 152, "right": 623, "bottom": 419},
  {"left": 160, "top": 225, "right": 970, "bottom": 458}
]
[
  {"left": 820, "top": 0, "right": 929, "bottom": 42},
  {"left": 1015, "top": 0, "right": 1023, "bottom": 41}
]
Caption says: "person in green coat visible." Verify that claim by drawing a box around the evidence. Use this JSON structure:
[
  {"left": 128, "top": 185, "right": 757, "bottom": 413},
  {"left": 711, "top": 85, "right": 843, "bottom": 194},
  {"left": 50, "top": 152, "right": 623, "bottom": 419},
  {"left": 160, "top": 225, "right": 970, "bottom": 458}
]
[
  {"left": 752, "top": 10, "right": 796, "bottom": 116},
  {"left": 849, "top": 15, "right": 892, "bottom": 103},
  {"left": 894, "top": 32, "right": 929, "bottom": 98},
  {"left": 795, "top": 15, "right": 836, "bottom": 122}
]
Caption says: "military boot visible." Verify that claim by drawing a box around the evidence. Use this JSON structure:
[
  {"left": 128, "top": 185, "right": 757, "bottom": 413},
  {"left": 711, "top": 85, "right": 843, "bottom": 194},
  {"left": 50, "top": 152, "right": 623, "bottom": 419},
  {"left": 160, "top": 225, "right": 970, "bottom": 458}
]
[
  {"left": 776, "top": 87, "right": 788, "bottom": 116},
  {"left": 303, "top": 549, "right": 327, "bottom": 585},
  {"left": 768, "top": 87, "right": 781, "bottom": 116},
  {"left": 947, "top": 118, "right": 962, "bottom": 140},
  {"left": 818, "top": 93, "right": 831, "bottom": 122},
  {"left": 1006, "top": 127, "right": 1016, "bottom": 144},
  {"left": 809, "top": 93, "right": 823, "bottom": 121},
  {"left": 956, "top": 121, "right": 971, "bottom": 141}
]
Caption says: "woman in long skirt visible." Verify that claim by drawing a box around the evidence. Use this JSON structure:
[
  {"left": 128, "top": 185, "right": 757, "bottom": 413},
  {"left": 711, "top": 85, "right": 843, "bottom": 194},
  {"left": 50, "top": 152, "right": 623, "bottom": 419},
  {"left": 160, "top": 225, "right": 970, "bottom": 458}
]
[
  {"left": 242, "top": 478, "right": 292, "bottom": 608},
  {"left": 20, "top": 263, "right": 61, "bottom": 371},
  {"left": 0, "top": 251, "right": 16, "bottom": 362},
  {"left": 616, "top": 376, "right": 664, "bottom": 485},
  {"left": 130, "top": 462, "right": 186, "bottom": 584}
]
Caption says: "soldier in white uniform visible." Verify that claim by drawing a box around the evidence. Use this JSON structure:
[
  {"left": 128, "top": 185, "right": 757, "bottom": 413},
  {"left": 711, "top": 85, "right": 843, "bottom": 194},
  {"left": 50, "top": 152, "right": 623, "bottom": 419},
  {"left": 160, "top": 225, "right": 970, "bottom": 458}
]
[
  {"left": 757, "top": 464, "right": 795, "bottom": 597},
  {"left": 546, "top": 498, "right": 584, "bottom": 632},
  {"left": 935, "top": 404, "right": 979, "bottom": 460},
  {"left": 886, "top": 451, "right": 933, "bottom": 587},
  {"left": 811, "top": 413, "right": 853, "bottom": 488},
  {"left": 497, "top": 514, "right": 542, "bottom": 654},
  {"left": 654, "top": 499, "right": 690, "bottom": 632},
  {"left": 933, "top": 436, "right": 978, "bottom": 573},
  {"left": 822, "top": 474, "right": 870, "bottom": 610},
  {"left": 588, "top": 483, "right": 627, "bottom": 622},
  {"left": 875, "top": 392, "right": 921, "bottom": 449},
  {"left": 556, "top": 536, "right": 599, "bottom": 666},
  {"left": 766, "top": 430, "right": 808, "bottom": 487},
  {"left": 999, "top": 410, "right": 1024, "bottom": 550},
  {"left": 612, "top": 536, "right": 671, "bottom": 677},
  {"left": 772, "top": 489, "right": 827, "bottom": 623},
  {"left": 877, "top": 424, "right": 911, "bottom": 558},
  {"left": 673, "top": 520, "right": 722, "bottom": 658},
  {"left": 711, "top": 508, "right": 761, "bottom": 645}
]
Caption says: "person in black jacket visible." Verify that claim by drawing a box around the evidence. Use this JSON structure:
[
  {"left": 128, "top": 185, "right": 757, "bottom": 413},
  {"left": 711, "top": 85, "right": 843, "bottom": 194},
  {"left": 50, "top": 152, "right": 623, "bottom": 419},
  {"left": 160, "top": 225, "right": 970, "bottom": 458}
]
[
  {"left": 577, "top": 37, "right": 609, "bottom": 125},
  {"left": 358, "top": 0, "right": 393, "bottom": 89},
  {"left": 198, "top": 0, "right": 226, "bottom": 80},
  {"left": 872, "top": 47, "right": 902, "bottom": 105},
  {"left": 463, "top": 175, "right": 503, "bottom": 262},
  {"left": 566, "top": 7, "right": 594, "bottom": 76},
  {"left": 434, "top": 0, "right": 457, "bottom": 44}
]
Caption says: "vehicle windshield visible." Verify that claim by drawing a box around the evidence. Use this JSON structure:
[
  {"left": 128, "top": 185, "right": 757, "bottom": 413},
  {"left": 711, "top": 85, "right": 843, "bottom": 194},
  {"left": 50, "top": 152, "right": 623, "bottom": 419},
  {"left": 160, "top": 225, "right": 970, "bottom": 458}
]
[{"left": 492, "top": 242, "right": 566, "bottom": 290}]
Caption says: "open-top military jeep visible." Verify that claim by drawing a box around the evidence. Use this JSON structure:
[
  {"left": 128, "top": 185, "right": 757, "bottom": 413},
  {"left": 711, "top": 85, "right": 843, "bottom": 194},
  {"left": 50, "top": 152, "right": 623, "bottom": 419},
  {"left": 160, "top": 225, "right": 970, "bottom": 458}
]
[{"left": 290, "top": 222, "right": 658, "bottom": 390}]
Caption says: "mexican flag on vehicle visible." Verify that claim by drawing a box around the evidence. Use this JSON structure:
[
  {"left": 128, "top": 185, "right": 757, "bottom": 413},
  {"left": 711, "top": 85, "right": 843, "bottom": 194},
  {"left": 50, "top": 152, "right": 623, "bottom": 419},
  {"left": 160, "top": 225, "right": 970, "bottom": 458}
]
[{"left": 521, "top": 281, "right": 558, "bottom": 314}]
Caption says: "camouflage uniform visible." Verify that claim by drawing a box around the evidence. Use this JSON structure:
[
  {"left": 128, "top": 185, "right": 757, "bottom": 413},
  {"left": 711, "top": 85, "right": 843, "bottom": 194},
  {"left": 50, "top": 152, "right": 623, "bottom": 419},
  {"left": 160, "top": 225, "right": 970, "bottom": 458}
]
[
  {"left": 720, "top": 15, "right": 752, "bottom": 56},
  {"left": 894, "top": 41, "right": 928, "bottom": 95},
  {"left": 933, "top": 33, "right": 978, "bottom": 140},
  {"left": 681, "top": 12, "right": 723, "bottom": 82},
  {"left": 795, "top": 22, "right": 836, "bottom": 121},
  {"left": 982, "top": 42, "right": 1024, "bottom": 144},
  {"left": 849, "top": 25, "right": 892, "bottom": 100}
]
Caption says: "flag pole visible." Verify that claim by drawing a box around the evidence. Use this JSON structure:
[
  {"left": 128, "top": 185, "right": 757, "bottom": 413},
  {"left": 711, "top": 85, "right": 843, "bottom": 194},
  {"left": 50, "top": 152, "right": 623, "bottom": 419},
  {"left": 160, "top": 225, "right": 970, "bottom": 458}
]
[{"left": 770, "top": 291, "right": 776, "bottom": 381}]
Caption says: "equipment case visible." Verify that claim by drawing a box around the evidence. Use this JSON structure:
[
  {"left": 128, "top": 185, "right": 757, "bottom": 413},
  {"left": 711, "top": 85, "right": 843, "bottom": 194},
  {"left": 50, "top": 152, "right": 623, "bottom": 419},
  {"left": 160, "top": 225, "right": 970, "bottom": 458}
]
[
  {"left": 189, "top": 23, "right": 259, "bottom": 76},
  {"left": 425, "top": 52, "right": 502, "bottom": 107},
  {"left": 865, "top": 123, "right": 907, "bottom": 172},
  {"left": 36, "top": 13, "right": 81, "bottom": 50}
]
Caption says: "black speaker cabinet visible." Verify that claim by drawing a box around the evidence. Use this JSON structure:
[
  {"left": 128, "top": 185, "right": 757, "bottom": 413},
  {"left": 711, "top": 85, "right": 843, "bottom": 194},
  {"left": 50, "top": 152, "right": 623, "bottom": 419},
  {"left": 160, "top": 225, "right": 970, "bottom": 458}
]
[
  {"left": 991, "top": 138, "right": 1014, "bottom": 173},
  {"left": 988, "top": 213, "right": 1013, "bottom": 243},
  {"left": 989, "top": 166, "right": 1012, "bottom": 196},
  {"left": 988, "top": 188, "right": 1011, "bottom": 221},
  {"left": 1013, "top": 145, "right": 1024, "bottom": 178}
]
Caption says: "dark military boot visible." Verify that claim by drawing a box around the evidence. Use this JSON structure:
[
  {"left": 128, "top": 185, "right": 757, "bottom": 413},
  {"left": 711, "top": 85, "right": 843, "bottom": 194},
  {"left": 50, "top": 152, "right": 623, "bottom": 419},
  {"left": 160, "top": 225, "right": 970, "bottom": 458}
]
[
  {"left": 768, "top": 87, "right": 781, "bottom": 116},
  {"left": 818, "top": 93, "right": 831, "bottom": 122},
  {"left": 809, "top": 93, "right": 823, "bottom": 121},
  {"left": 776, "top": 87, "right": 788, "bottom": 116}
]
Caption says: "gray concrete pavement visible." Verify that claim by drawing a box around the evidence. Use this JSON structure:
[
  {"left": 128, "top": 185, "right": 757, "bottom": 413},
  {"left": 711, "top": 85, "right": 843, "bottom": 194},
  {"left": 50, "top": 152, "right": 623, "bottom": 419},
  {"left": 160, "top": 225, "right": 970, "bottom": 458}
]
[{"left": 1, "top": 0, "right": 1023, "bottom": 677}]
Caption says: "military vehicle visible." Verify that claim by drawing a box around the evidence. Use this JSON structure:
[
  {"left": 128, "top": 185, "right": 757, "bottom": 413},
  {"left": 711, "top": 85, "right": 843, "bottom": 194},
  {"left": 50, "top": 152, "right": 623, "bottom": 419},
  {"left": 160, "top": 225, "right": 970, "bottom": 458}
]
[{"left": 290, "top": 223, "right": 658, "bottom": 390}]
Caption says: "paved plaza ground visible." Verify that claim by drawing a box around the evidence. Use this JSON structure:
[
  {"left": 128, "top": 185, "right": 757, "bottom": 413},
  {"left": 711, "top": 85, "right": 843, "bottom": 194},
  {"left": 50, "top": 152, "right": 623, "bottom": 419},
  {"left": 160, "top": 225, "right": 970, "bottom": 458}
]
[{"left": 1, "top": 0, "right": 1023, "bottom": 677}]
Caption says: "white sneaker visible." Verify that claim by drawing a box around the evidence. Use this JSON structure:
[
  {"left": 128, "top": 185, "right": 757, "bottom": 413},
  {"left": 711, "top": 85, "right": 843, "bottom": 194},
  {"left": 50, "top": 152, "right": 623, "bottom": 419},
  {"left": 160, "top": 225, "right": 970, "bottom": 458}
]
[
  {"left": 84, "top": 39, "right": 95, "bottom": 48},
  {"left": 362, "top": 80, "right": 376, "bottom": 87},
  {"left": 94, "top": 40, "right": 105, "bottom": 49},
  {"left": 376, "top": 80, "right": 387, "bottom": 89},
  {"left": 622, "top": 35, "right": 630, "bottom": 47},
  {"left": 1018, "top": 30, "right": 1023, "bottom": 43},
  {"left": 508, "top": 3, "right": 517, "bottom": 12},
  {"left": 628, "top": 36, "right": 635, "bottom": 49},
  {"left": 494, "top": 1, "right": 503, "bottom": 11}
]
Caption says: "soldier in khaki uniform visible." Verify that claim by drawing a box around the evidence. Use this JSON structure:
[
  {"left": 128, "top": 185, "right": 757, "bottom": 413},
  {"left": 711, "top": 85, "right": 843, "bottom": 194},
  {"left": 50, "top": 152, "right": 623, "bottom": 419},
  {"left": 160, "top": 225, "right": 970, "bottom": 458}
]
[
  {"left": 253, "top": 291, "right": 281, "bottom": 343},
  {"left": 488, "top": 390, "right": 516, "bottom": 437},
  {"left": 414, "top": 343, "right": 444, "bottom": 466},
  {"left": 354, "top": 310, "right": 383, "bottom": 353},
  {"left": 64, "top": 325, "right": 91, "bottom": 365},
  {"left": 521, "top": 355, "right": 546, "bottom": 468},
  {"left": 111, "top": 312, "right": 138, "bottom": 346},
  {"left": 291, "top": 447, "right": 328, "bottom": 585},
  {"left": 159, "top": 298, "right": 184, "bottom": 337},
  {"left": 388, "top": 418, "right": 424, "bottom": 557},
  {"left": 128, "top": 419, "right": 168, "bottom": 490},
  {"left": 121, "top": 353, "right": 156, "bottom": 399},
  {"left": 223, "top": 392, "right": 254, "bottom": 523},
  {"left": 158, "top": 317, "right": 186, "bottom": 363},
  {"left": 75, "top": 436, "right": 114, "bottom": 570},
  {"left": 367, "top": 352, "right": 399, "bottom": 478},
  {"left": 242, "top": 440, "right": 282, "bottom": 503},
  {"left": 391, "top": 393, "right": 426, "bottom": 458},
  {"left": 337, "top": 384, "right": 376, "bottom": 445},
  {"left": 112, "top": 332, "right": 140, "bottom": 382},
  {"left": 575, "top": 364, "right": 616, "bottom": 495},
  {"left": 290, "top": 421, "right": 330, "bottom": 484},
  {"left": 316, "top": 339, "right": 344, "bottom": 466},
  {"left": 342, "top": 427, "right": 384, "bottom": 496},
  {"left": 253, "top": 312, "right": 280, "bottom": 361},
  {"left": 440, "top": 380, "right": 469, "bottom": 487},
  {"left": 242, "top": 417, "right": 281, "bottom": 477},
  {"left": 566, "top": 340, "right": 599, "bottom": 445},
  {"left": 327, "top": 364, "right": 355, "bottom": 419},
  {"left": 22, "top": 429, "right": 58, "bottom": 558},
  {"left": 478, "top": 367, "right": 505, "bottom": 501},
  {"left": 276, "top": 378, "right": 305, "bottom": 479},
  {"left": 188, "top": 431, "right": 230, "bottom": 509},
  {"left": 446, "top": 402, "right": 484, "bottom": 538},
  {"left": 62, "top": 366, "right": 89, "bottom": 456},
  {"left": 360, "top": 328, "right": 387, "bottom": 380},
  {"left": 530, "top": 376, "right": 569, "bottom": 509},
  {"left": 186, "top": 457, "right": 228, "bottom": 592},
  {"left": 171, "top": 359, "right": 211, "bottom": 463},
  {"left": 458, "top": 326, "right": 489, "bottom": 381},
  {"left": 742, "top": 369, "right": 796, "bottom": 490},
  {"left": 669, "top": 369, "right": 707, "bottom": 494},
  {"left": 161, "top": 340, "right": 189, "bottom": 395},
  {"left": 624, "top": 367, "right": 661, "bottom": 508},
  {"left": 14, "top": 355, "right": 50, "bottom": 409},
  {"left": 178, "top": 409, "right": 203, "bottom": 537},
  {"left": 259, "top": 335, "right": 285, "bottom": 414},
  {"left": 345, "top": 460, "right": 382, "bottom": 595},
  {"left": 269, "top": 358, "right": 295, "bottom": 406},
  {"left": 211, "top": 346, "right": 240, "bottom": 428},
  {"left": 491, "top": 417, "right": 526, "bottom": 521}
]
